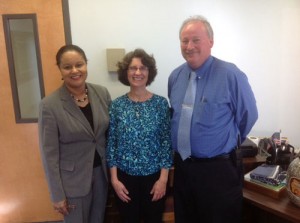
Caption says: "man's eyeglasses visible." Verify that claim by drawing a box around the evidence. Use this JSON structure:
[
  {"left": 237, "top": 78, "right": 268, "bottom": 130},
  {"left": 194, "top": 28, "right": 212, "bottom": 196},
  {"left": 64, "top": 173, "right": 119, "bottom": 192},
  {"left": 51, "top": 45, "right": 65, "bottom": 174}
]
[{"left": 128, "top": 66, "right": 148, "bottom": 73}]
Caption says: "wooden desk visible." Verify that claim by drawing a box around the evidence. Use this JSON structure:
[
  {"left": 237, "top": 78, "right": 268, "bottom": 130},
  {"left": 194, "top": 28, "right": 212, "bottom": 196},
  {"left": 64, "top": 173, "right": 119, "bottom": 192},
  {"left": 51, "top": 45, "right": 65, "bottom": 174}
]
[
  {"left": 243, "top": 188, "right": 300, "bottom": 223},
  {"left": 243, "top": 154, "right": 300, "bottom": 223}
]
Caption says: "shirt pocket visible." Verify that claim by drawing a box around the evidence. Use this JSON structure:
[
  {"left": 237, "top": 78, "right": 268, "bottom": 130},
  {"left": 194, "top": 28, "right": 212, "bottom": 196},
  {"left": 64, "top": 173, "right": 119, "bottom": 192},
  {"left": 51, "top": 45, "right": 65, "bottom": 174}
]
[{"left": 196, "top": 100, "right": 231, "bottom": 126}]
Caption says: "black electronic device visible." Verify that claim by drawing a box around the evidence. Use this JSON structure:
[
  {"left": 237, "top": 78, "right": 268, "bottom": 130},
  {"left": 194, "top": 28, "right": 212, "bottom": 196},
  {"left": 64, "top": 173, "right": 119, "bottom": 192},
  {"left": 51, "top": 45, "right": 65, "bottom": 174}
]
[
  {"left": 240, "top": 137, "right": 258, "bottom": 157},
  {"left": 259, "top": 131, "right": 295, "bottom": 171}
]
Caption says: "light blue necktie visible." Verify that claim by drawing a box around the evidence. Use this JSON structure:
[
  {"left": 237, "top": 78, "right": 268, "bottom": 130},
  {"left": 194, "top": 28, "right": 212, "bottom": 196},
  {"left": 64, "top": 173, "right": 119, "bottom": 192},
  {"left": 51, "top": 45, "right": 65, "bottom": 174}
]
[{"left": 177, "top": 71, "right": 197, "bottom": 160}]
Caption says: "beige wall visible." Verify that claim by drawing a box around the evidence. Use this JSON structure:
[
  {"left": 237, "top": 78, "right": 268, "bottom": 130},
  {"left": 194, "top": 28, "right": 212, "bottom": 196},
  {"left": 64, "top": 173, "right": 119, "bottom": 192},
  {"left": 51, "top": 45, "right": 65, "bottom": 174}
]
[{"left": 69, "top": 0, "right": 300, "bottom": 148}]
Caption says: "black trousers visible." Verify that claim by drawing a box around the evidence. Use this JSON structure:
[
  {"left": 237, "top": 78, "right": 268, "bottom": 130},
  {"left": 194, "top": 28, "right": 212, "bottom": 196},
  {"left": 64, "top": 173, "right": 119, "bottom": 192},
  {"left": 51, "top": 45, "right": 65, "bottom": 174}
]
[
  {"left": 115, "top": 169, "right": 166, "bottom": 223},
  {"left": 173, "top": 152, "right": 243, "bottom": 223}
]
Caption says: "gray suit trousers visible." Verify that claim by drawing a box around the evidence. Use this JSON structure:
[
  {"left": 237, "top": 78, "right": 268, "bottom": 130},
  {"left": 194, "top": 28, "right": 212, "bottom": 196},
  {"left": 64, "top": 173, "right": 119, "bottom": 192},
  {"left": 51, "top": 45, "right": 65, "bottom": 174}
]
[{"left": 64, "top": 166, "right": 108, "bottom": 223}]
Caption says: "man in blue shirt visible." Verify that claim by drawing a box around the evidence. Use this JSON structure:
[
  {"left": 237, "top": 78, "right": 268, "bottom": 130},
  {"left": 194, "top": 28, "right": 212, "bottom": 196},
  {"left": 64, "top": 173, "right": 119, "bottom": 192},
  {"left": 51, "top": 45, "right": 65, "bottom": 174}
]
[{"left": 168, "top": 15, "right": 258, "bottom": 223}]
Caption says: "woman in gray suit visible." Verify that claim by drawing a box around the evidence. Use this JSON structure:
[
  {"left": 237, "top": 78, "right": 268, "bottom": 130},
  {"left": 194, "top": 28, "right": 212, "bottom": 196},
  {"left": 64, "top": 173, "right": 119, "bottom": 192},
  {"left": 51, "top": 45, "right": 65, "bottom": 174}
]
[{"left": 38, "top": 45, "right": 111, "bottom": 223}]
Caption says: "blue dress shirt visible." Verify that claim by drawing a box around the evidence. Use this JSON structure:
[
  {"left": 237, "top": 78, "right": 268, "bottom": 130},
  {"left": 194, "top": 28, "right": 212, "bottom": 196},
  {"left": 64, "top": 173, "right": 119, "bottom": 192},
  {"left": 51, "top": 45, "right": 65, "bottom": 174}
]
[{"left": 168, "top": 56, "right": 258, "bottom": 158}]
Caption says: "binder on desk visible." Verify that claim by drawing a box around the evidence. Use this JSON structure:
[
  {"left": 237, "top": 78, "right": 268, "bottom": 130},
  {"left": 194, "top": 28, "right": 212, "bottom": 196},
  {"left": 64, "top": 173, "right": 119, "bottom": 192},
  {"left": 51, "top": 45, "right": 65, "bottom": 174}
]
[
  {"left": 244, "top": 169, "right": 286, "bottom": 199},
  {"left": 250, "top": 164, "right": 282, "bottom": 186}
]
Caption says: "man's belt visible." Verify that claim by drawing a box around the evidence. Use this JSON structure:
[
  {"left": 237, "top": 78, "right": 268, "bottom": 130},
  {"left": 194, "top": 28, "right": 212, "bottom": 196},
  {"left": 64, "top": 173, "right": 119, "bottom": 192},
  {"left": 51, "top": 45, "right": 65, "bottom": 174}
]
[{"left": 175, "top": 150, "right": 233, "bottom": 162}]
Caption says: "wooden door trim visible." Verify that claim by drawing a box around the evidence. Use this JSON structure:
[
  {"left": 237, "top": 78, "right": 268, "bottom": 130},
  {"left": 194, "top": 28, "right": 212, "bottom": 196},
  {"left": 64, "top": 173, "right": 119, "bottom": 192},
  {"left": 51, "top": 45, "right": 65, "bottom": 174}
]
[{"left": 62, "top": 0, "right": 72, "bottom": 44}]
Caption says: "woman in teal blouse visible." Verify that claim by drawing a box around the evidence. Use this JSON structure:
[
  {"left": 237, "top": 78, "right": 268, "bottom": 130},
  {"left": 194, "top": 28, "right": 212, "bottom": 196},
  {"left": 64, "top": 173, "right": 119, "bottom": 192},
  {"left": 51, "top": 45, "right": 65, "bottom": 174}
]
[{"left": 107, "top": 48, "right": 172, "bottom": 223}]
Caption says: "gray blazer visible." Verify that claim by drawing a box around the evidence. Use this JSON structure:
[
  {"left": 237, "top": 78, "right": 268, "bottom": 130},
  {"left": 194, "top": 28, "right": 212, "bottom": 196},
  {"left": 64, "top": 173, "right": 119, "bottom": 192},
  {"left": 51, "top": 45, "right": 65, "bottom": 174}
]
[{"left": 38, "top": 83, "right": 111, "bottom": 202}]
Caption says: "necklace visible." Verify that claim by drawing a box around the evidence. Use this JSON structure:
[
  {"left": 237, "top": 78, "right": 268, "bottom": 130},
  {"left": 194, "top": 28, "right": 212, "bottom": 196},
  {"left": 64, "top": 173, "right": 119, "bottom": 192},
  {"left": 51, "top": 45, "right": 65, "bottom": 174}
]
[
  {"left": 128, "top": 91, "right": 151, "bottom": 118},
  {"left": 71, "top": 88, "right": 88, "bottom": 103},
  {"left": 134, "top": 102, "right": 142, "bottom": 118},
  {"left": 128, "top": 91, "right": 150, "bottom": 102}
]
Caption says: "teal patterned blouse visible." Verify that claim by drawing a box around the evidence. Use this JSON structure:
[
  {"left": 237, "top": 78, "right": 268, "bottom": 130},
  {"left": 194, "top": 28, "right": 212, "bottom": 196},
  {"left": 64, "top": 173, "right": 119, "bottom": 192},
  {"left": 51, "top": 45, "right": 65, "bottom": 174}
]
[{"left": 106, "top": 94, "right": 173, "bottom": 176}]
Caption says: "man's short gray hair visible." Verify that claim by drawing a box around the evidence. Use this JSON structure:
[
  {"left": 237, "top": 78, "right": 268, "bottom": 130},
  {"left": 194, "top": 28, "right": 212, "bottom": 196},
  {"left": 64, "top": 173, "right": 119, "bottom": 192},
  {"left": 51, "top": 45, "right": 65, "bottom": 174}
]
[{"left": 179, "top": 15, "right": 214, "bottom": 40}]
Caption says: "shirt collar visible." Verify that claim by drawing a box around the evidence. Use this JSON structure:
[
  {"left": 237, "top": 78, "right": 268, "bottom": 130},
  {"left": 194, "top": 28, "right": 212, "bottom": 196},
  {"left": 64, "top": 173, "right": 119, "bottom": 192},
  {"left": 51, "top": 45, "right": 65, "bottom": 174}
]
[{"left": 188, "top": 56, "right": 214, "bottom": 78}]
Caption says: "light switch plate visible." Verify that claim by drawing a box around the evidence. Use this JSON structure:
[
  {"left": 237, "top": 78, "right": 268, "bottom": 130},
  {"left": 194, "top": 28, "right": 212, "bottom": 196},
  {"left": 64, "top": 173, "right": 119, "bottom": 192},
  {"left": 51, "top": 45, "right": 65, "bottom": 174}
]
[{"left": 106, "top": 48, "right": 125, "bottom": 72}]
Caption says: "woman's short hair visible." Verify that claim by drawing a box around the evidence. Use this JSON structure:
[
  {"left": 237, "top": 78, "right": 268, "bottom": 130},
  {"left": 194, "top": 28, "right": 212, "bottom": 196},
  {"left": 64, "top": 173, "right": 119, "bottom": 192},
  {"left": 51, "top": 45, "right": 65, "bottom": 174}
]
[
  {"left": 56, "top": 44, "right": 87, "bottom": 66},
  {"left": 117, "top": 48, "right": 157, "bottom": 86}
]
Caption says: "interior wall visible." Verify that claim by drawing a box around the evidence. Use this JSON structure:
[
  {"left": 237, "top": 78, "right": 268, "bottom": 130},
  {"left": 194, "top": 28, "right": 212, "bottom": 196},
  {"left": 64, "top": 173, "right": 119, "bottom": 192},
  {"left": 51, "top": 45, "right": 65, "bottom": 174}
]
[{"left": 68, "top": 0, "right": 300, "bottom": 148}]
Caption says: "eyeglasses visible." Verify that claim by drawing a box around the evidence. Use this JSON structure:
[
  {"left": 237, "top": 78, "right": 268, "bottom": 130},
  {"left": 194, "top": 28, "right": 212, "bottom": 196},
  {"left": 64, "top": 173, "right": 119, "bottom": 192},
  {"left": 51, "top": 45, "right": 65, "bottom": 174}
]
[{"left": 128, "top": 66, "right": 148, "bottom": 73}]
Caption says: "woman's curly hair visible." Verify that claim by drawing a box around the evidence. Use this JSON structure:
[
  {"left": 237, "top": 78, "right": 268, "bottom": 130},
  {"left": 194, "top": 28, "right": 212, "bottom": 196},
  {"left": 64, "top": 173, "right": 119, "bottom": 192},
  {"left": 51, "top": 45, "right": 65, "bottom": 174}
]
[{"left": 117, "top": 48, "right": 157, "bottom": 86}]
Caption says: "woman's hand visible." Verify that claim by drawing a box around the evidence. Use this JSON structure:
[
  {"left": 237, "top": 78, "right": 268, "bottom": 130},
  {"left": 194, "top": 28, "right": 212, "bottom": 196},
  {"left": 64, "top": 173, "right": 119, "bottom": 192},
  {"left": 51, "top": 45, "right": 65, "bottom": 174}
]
[
  {"left": 112, "top": 179, "right": 131, "bottom": 203},
  {"left": 150, "top": 179, "right": 167, "bottom": 201},
  {"left": 53, "top": 199, "right": 76, "bottom": 216},
  {"left": 53, "top": 199, "right": 69, "bottom": 216},
  {"left": 151, "top": 168, "right": 169, "bottom": 201}
]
